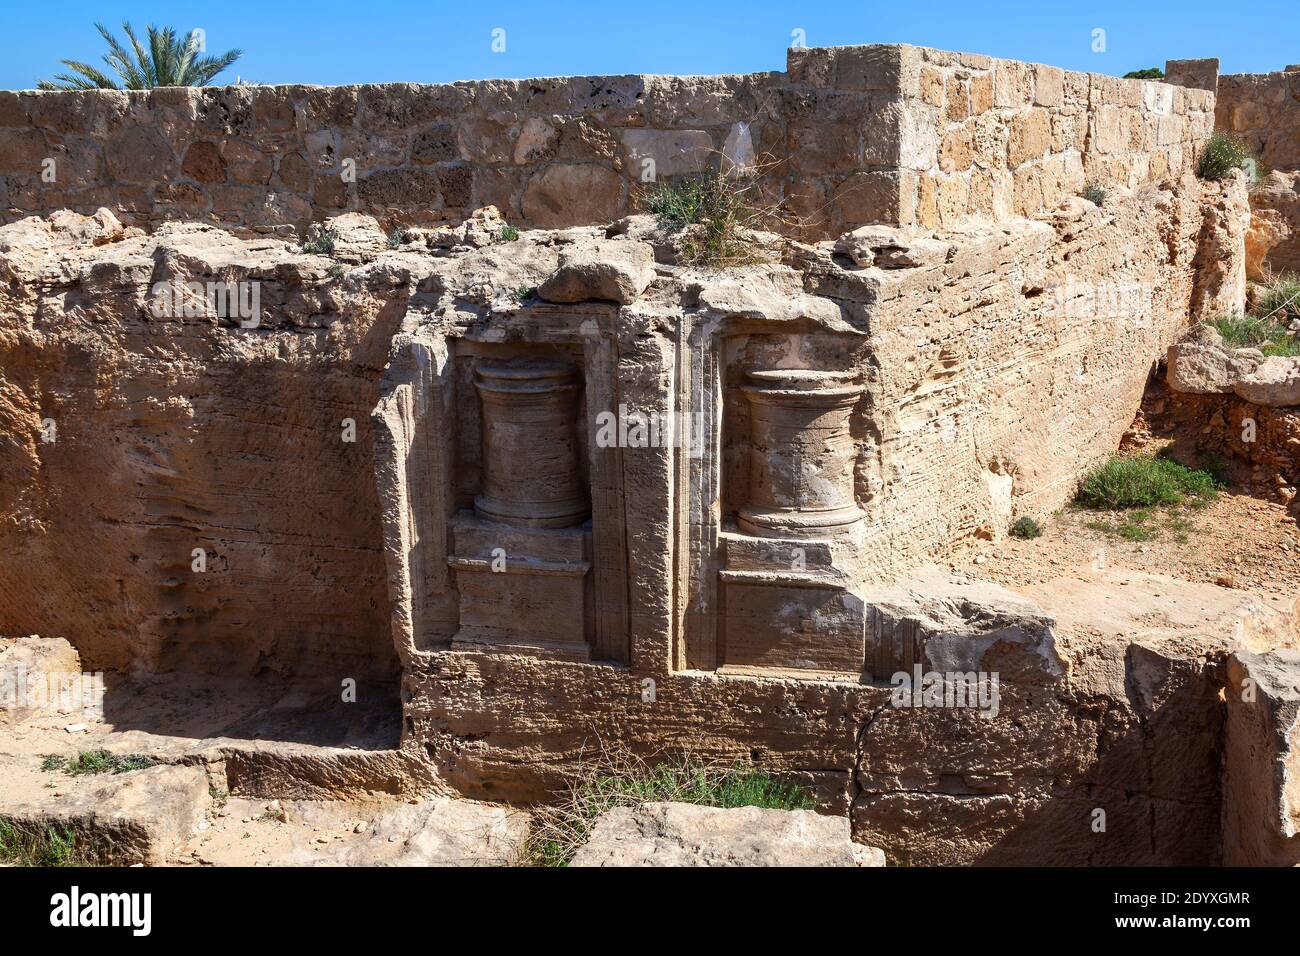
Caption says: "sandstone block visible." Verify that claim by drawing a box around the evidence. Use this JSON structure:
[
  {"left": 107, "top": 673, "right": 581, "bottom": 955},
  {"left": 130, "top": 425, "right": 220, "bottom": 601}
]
[
  {"left": 522, "top": 164, "right": 626, "bottom": 228},
  {"left": 620, "top": 129, "right": 712, "bottom": 179}
]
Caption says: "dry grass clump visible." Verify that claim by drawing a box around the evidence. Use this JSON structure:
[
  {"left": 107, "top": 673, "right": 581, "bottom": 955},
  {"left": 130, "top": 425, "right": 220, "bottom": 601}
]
[{"left": 636, "top": 153, "right": 797, "bottom": 267}]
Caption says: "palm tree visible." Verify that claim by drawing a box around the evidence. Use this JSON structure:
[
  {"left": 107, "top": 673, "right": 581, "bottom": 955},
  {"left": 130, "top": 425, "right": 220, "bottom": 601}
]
[{"left": 38, "top": 22, "right": 242, "bottom": 91}]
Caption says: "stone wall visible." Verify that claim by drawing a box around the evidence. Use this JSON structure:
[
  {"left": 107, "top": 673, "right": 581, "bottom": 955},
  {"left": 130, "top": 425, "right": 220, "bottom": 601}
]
[
  {"left": 0, "top": 44, "right": 1210, "bottom": 241},
  {"left": 888, "top": 46, "right": 1212, "bottom": 227},
  {"left": 1216, "top": 68, "right": 1300, "bottom": 171}
]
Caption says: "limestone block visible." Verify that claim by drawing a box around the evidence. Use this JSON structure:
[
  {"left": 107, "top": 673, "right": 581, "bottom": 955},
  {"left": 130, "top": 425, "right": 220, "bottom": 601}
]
[
  {"left": 1007, "top": 110, "right": 1051, "bottom": 167},
  {"left": 1164, "top": 58, "right": 1219, "bottom": 93},
  {"left": 0, "top": 758, "right": 210, "bottom": 865},
  {"left": 522, "top": 163, "right": 626, "bottom": 228},
  {"left": 1166, "top": 341, "right": 1262, "bottom": 394},
  {"left": 513, "top": 117, "right": 556, "bottom": 165},
  {"left": 620, "top": 129, "right": 712, "bottom": 178},
  {"left": 720, "top": 578, "right": 866, "bottom": 673},
  {"left": 1235, "top": 356, "right": 1300, "bottom": 407},
  {"left": 537, "top": 239, "right": 655, "bottom": 304},
  {"left": 571, "top": 802, "right": 886, "bottom": 867},
  {"left": 449, "top": 514, "right": 592, "bottom": 660},
  {"left": 1033, "top": 65, "right": 1065, "bottom": 108}
]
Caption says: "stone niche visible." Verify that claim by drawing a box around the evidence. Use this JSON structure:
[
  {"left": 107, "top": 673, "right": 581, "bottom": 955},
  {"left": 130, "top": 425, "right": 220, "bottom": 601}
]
[
  {"left": 682, "top": 329, "right": 873, "bottom": 679},
  {"left": 374, "top": 302, "right": 635, "bottom": 664},
  {"left": 448, "top": 356, "right": 594, "bottom": 661}
]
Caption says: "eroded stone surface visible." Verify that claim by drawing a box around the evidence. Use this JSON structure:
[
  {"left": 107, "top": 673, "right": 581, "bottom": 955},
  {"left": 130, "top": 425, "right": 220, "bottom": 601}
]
[{"left": 570, "top": 802, "right": 884, "bottom": 867}]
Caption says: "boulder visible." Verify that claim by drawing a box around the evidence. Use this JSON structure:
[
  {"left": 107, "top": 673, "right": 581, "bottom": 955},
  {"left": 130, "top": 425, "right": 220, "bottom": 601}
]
[
  {"left": 537, "top": 239, "right": 655, "bottom": 304},
  {"left": 1166, "top": 340, "right": 1262, "bottom": 394},
  {"left": 569, "top": 801, "right": 886, "bottom": 867},
  {"left": 318, "top": 212, "right": 387, "bottom": 262},
  {"left": 1235, "top": 355, "right": 1300, "bottom": 406}
]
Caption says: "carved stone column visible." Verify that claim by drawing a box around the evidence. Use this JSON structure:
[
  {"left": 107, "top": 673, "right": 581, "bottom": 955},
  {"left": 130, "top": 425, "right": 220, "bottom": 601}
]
[
  {"left": 737, "top": 368, "right": 863, "bottom": 537},
  {"left": 474, "top": 360, "right": 589, "bottom": 528}
]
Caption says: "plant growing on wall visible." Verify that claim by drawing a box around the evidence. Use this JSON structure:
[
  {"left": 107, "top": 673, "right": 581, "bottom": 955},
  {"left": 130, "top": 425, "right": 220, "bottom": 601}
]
[
  {"left": 37, "top": 22, "right": 242, "bottom": 90},
  {"left": 1197, "top": 131, "right": 1254, "bottom": 182}
]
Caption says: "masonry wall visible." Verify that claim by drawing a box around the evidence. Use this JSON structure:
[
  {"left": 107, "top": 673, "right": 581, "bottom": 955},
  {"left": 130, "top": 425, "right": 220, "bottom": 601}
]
[
  {"left": 0, "top": 44, "right": 1211, "bottom": 241},
  {"left": 0, "top": 69, "right": 899, "bottom": 239},
  {"left": 1216, "top": 69, "right": 1300, "bottom": 171}
]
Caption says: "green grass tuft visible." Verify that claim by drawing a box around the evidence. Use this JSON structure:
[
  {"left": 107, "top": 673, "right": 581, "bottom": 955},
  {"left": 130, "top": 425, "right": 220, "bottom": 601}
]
[
  {"left": 55, "top": 749, "right": 160, "bottom": 776},
  {"left": 1197, "top": 131, "right": 1253, "bottom": 182},
  {"left": 1080, "top": 183, "right": 1107, "bottom": 206},
  {"left": 637, "top": 162, "right": 780, "bottom": 267},
  {"left": 1208, "top": 313, "right": 1297, "bottom": 355},
  {"left": 519, "top": 754, "right": 815, "bottom": 867},
  {"left": 1077, "top": 455, "right": 1220, "bottom": 510},
  {"left": 1254, "top": 274, "right": 1300, "bottom": 325},
  {"left": 0, "top": 819, "right": 84, "bottom": 866},
  {"left": 499, "top": 224, "right": 520, "bottom": 242}
]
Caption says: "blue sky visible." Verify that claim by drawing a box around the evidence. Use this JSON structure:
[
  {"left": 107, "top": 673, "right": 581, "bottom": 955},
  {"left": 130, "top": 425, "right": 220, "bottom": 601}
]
[{"left": 1, "top": 0, "right": 1293, "bottom": 91}]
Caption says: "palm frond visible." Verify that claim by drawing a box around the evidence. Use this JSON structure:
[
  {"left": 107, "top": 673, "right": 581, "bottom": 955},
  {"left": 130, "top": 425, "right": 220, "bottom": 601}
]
[
  {"left": 190, "top": 50, "right": 244, "bottom": 86},
  {"left": 96, "top": 21, "right": 147, "bottom": 88},
  {"left": 42, "top": 21, "right": 243, "bottom": 90}
]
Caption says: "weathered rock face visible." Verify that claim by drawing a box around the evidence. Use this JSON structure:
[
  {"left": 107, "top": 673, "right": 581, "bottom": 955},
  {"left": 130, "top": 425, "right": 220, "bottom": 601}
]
[
  {"left": 0, "top": 212, "right": 405, "bottom": 679},
  {"left": 570, "top": 802, "right": 885, "bottom": 867}
]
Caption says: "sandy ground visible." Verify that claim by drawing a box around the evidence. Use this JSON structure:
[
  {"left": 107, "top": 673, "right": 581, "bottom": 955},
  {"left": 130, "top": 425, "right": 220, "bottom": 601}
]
[{"left": 953, "top": 489, "right": 1297, "bottom": 599}]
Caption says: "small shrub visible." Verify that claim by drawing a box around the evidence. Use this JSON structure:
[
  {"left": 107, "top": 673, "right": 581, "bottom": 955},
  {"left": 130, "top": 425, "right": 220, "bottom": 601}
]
[
  {"left": 0, "top": 819, "right": 83, "bottom": 866},
  {"left": 1080, "top": 183, "right": 1107, "bottom": 206},
  {"left": 1076, "top": 455, "right": 1219, "bottom": 510},
  {"left": 1123, "top": 67, "right": 1165, "bottom": 79},
  {"left": 301, "top": 227, "right": 337, "bottom": 255},
  {"left": 637, "top": 157, "right": 786, "bottom": 268},
  {"left": 514, "top": 284, "right": 537, "bottom": 302},
  {"left": 40, "top": 754, "right": 66, "bottom": 772},
  {"left": 326, "top": 263, "right": 346, "bottom": 280},
  {"left": 1197, "top": 131, "right": 1253, "bottom": 182},
  {"left": 499, "top": 224, "right": 520, "bottom": 242},
  {"left": 520, "top": 753, "right": 814, "bottom": 867},
  {"left": 386, "top": 228, "right": 408, "bottom": 249},
  {"left": 1009, "top": 516, "right": 1042, "bottom": 539}
]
